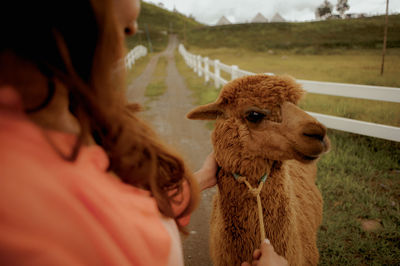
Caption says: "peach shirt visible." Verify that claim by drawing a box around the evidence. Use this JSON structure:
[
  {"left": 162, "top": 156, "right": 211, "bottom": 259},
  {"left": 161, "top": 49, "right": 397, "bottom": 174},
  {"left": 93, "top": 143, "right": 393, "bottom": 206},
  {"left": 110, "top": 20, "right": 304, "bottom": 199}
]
[{"left": 0, "top": 88, "right": 186, "bottom": 266}]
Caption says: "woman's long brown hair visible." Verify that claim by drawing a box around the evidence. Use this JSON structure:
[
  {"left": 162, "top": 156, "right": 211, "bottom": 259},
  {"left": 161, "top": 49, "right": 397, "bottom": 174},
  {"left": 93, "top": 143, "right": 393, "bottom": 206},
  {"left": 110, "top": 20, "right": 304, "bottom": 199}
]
[{"left": 0, "top": 0, "right": 199, "bottom": 232}]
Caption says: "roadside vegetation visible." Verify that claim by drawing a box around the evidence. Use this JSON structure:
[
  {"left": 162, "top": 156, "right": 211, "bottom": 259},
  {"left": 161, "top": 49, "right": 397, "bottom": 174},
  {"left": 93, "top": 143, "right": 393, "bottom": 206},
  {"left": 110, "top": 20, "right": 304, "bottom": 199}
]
[
  {"left": 175, "top": 52, "right": 218, "bottom": 129},
  {"left": 175, "top": 52, "right": 218, "bottom": 106}
]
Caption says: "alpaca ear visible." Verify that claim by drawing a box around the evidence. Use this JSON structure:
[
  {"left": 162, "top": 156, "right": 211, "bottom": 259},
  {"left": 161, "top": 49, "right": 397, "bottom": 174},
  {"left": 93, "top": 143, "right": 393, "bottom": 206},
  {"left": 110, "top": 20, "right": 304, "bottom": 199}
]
[{"left": 186, "top": 102, "right": 223, "bottom": 120}]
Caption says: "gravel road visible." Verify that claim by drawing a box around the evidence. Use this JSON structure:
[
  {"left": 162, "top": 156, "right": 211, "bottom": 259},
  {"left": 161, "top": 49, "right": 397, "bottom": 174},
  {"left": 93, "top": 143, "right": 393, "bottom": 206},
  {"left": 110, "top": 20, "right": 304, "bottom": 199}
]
[{"left": 126, "top": 35, "right": 215, "bottom": 266}]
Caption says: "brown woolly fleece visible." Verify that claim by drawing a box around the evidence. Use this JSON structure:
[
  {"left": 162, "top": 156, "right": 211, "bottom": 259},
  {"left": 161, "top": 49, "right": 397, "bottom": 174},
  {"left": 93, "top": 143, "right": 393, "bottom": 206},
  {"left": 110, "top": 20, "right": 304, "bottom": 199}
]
[{"left": 187, "top": 74, "right": 330, "bottom": 266}]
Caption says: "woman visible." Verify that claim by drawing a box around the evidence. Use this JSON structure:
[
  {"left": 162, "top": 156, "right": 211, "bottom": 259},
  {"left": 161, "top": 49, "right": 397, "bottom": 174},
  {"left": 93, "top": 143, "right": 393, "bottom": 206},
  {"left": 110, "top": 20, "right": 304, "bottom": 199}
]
[{"left": 0, "top": 0, "right": 286, "bottom": 265}]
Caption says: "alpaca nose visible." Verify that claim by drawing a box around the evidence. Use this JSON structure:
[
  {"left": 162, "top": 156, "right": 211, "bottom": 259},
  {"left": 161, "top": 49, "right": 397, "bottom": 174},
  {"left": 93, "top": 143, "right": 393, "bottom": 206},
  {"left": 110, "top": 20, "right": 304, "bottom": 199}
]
[{"left": 302, "top": 123, "right": 326, "bottom": 142}]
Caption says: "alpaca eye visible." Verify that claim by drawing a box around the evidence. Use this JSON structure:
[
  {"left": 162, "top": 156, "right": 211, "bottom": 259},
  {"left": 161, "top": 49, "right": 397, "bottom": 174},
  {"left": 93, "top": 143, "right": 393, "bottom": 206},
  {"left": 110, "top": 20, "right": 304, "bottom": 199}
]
[{"left": 245, "top": 111, "right": 266, "bottom": 123}]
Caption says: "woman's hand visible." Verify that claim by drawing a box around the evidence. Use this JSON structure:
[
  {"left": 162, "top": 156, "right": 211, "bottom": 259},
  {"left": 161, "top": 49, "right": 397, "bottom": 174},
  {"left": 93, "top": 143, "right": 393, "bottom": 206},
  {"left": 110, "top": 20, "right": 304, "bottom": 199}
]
[
  {"left": 241, "top": 239, "right": 288, "bottom": 266},
  {"left": 193, "top": 152, "right": 218, "bottom": 191}
]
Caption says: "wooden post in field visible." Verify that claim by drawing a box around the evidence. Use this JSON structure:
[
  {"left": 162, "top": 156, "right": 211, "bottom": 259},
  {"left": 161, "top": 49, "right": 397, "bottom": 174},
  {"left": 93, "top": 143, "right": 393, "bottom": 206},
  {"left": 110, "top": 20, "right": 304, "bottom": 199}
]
[
  {"left": 204, "top": 57, "right": 210, "bottom": 83},
  {"left": 231, "top": 65, "right": 239, "bottom": 80},
  {"left": 380, "top": 0, "right": 389, "bottom": 75},
  {"left": 215, "top": 60, "right": 221, "bottom": 88}
]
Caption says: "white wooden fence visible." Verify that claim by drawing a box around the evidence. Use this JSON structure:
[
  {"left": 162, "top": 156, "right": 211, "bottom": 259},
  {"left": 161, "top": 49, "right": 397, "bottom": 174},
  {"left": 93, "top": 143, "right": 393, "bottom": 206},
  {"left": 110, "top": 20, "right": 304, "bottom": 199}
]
[
  {"left": 178, "top": 44, "right": 400, "bottom": 142},
  {"left": 125, "top": 45, "right": 148, "bottom": 69}
]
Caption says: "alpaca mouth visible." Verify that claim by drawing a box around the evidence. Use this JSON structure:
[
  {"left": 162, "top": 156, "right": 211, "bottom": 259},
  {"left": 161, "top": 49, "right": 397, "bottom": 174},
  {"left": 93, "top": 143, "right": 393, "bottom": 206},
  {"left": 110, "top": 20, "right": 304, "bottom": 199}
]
[
  {"left": 295, "top": 150, "right": 319, "bottom": 162},
  {"left": 302, "top": 154, "right": 319, "bottom": 161}
]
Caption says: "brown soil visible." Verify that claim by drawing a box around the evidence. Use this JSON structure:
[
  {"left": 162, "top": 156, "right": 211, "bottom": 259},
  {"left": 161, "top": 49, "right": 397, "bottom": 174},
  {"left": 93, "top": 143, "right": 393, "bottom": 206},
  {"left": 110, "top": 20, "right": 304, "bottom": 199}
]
[{"left": 126, "top": 35, "right": 215, "bottom": 266}]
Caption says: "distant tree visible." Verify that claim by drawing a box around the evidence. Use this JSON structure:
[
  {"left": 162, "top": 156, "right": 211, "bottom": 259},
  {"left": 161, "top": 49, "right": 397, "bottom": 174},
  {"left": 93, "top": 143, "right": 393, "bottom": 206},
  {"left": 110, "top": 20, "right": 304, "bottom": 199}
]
[
  {"left": 316, "top": 0, "right": 333, "bottom": 19},
  {"left": 336, "top": 0, "right": 350, "bottom": 18}
]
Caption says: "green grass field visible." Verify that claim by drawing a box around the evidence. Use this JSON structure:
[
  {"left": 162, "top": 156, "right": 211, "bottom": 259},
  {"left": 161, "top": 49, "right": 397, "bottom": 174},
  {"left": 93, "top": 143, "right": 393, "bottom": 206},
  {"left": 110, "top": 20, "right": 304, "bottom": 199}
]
[
  {"left": 317, "top": 131, "right": 400, "bottom": 265},
  {"left": 187, "top": 15, "right": 400, "bottom": 51},
  {"left": 175, "top": 49, "right": 400, "bottom": 265},
  {"left": 188, "top": 47, "right": 400, "bottom": 87}
]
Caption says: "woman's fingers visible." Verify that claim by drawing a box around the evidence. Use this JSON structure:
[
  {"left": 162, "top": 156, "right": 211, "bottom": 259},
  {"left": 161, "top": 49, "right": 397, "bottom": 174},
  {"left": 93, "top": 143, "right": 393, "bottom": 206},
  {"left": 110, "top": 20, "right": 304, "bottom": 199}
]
[
  {"left": 242, "top": 239, "right": 288, "bottom": 266},
  {"left": 253, "top": 248, "right": 262, "bottom": 260},
  {"left": 194, "top": 152, "right": 218, "bottom": 190}
]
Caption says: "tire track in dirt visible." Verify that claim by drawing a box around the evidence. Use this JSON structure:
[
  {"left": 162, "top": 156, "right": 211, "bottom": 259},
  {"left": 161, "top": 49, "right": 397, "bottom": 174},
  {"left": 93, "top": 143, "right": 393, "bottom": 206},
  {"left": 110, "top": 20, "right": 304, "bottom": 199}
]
[
  {"left": 126, "top": 54, "right": 160, "bottom": 104},
  {"left": 126, "top": 35, "right": 215, "bottom": 266}
]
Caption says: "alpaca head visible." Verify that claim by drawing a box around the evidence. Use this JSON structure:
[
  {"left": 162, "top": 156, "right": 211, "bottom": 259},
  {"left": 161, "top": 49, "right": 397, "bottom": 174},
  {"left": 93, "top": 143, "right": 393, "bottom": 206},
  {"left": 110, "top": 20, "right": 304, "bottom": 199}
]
[{"left": 187, "top": 74, "right": 330, "bottom": 172}]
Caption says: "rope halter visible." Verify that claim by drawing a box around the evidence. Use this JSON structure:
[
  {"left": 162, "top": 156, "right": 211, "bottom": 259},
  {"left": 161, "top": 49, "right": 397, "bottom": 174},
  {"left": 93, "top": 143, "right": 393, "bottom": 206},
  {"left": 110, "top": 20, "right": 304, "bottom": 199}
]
[{"left": 233, "top": 172, "right": 268, "bottom": 245}]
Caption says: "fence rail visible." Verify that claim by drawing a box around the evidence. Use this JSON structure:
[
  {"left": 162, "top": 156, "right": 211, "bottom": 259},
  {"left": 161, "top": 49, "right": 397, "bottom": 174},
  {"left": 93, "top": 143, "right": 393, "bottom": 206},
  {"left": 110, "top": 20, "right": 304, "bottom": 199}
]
[
  {"left": 178, "top": 44, "right": 400, "bottom": 142},
  {"left": 125, "top": 45, "right": 148, "bottom": 69}
]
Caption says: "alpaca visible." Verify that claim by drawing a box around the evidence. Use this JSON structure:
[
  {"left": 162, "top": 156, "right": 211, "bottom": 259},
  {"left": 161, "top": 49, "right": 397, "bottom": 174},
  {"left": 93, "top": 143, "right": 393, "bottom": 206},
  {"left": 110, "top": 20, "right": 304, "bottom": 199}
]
[{"left": 187, "top": 74, "right": 330, "bottom": 266}]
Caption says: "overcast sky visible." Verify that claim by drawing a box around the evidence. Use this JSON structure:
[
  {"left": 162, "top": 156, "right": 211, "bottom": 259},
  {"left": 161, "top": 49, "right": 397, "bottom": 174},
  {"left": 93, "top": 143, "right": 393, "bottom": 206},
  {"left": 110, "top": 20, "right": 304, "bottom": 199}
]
[{"left": 143, "top": 0, "right": 400, "bottom": 24}]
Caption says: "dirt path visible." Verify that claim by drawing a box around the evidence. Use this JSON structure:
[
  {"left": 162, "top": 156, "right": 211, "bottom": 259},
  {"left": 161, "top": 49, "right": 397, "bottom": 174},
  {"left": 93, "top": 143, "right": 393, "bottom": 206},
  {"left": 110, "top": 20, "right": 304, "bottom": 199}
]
[{"left": 126, "top": 35, "right": 215, "bottom": 266}]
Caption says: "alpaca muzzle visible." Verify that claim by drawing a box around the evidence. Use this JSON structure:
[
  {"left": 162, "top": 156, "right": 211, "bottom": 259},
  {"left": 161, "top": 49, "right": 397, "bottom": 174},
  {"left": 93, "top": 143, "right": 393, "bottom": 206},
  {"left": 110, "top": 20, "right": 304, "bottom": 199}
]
[{"left": 280, "top": 102, "right": 330, "bottom": 162}]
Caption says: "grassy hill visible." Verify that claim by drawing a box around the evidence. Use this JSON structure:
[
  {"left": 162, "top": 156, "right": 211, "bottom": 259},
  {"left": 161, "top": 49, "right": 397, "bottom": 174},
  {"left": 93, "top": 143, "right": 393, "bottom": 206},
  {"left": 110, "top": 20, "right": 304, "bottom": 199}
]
[
  {"left": 127, "top": 4, "right": 399, "bottom": 54},
  {"left": 126, "top": 1, "right": 203, "bottom": 51},
  {"left": 186, "top": 15, "right": 400, "bottom": 52}
]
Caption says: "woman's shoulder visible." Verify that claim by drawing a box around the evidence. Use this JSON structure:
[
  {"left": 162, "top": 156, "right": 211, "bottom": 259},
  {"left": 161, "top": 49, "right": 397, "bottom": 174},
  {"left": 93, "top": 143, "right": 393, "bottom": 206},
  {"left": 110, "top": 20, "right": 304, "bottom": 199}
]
[{"left": 0, "top": 88, "right": 174, "bottom": 265}]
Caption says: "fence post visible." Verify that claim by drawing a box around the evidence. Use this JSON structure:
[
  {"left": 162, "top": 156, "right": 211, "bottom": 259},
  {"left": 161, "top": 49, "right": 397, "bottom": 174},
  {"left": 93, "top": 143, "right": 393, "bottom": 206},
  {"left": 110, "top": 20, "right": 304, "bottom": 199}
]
[
  {"left": 129, "top": 54, "right": 133, "bottom": 69},
  {"left": 193, "top": 55, "right": 197, "bottom": 72},
  {"left": 125, "top": 57, "right": 129, "bottom": 69},
  {"left": 131, "top": 53, "right": 135, "bottom": 67},
  {"left": 204, "top": 57, "right": 210, "bottom": 83},
  {"left": 214, "top": 59, "right": 221, "bottom": 88},
  {"left": 231, "top": 65, "right": 239, "bottom": 80},
  {"left": 197, "top": 55, "right": 202, "bottom": 77}
]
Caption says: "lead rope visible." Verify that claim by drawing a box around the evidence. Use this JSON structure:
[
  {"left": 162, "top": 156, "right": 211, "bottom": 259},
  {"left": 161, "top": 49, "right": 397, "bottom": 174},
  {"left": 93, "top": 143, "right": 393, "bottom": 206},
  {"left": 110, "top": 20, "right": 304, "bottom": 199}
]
[{"left": 233, "top": 173, "right": 268, "bottom": 245}]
